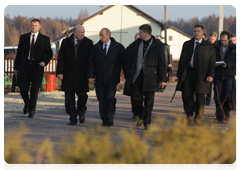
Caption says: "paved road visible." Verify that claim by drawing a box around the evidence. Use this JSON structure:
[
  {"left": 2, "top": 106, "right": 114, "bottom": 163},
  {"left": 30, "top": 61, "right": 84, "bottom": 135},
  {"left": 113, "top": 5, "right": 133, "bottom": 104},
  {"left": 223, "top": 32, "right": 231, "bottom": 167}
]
[{"left": 4, "top": 83, "right": 235, "bottom": 147}]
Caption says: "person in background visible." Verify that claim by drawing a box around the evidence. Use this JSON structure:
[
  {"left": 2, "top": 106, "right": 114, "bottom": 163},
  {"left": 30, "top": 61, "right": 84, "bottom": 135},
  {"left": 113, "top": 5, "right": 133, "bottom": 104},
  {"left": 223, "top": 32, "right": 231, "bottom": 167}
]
[
  {"left": 14, "top": 18, "right": 53, "bottom": 118},
  {"left": 87, "top": 28, "right": 128, "bottom": 127},
  {"left": 205, "top": 31, "right": 218, "bottom": 106},
  {"left": 125, "top": 32, "right": 141, "bottom": 120},
  {"left": 156, "top": 35, "right": 172, "bottom": 82},
  {"left": 125, "top": 24, "right": 167, "bottom": 130},
  {"left": 213, "top": 31, "right": 236, "bottom": 123},
  {"left": 230, "top": 33, "right": 236, "bottom": 108},
  {"left": 56, "top": 25, "right": 93, "bottom": 125},
  {"left": 176, "top": 24, "right": 215, "bottom": 125}
]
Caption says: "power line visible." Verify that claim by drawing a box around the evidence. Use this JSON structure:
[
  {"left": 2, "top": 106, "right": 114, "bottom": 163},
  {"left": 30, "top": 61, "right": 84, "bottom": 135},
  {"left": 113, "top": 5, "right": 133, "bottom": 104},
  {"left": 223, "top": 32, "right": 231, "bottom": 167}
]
[{"left": 212, "top": 5, "right": 238, "bottom": 13}]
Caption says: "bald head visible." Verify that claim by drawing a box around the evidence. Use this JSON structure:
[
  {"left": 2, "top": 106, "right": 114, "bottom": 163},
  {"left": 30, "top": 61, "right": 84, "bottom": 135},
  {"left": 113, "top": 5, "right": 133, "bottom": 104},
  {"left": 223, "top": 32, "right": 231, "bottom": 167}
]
[{"left": 74, "top": 24, "right": 85, "bottom": 40}]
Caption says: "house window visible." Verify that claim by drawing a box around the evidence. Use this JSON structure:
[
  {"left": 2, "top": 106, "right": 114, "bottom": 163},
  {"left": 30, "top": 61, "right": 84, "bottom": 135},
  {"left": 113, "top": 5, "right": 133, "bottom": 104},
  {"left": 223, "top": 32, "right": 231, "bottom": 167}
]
[{"left": 169, "top": 36, "right": 173, "bottom": 41}]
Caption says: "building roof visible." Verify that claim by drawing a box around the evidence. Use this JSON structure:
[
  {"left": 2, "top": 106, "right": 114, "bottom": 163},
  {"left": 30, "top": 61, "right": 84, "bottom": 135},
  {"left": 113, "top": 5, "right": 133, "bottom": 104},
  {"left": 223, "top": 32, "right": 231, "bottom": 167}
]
[
  {"left": 61, "top": 5, "right": 164, "bottom": 35},
  {"left": 168, "top": 26, "right": 192, "bottom": 39}
]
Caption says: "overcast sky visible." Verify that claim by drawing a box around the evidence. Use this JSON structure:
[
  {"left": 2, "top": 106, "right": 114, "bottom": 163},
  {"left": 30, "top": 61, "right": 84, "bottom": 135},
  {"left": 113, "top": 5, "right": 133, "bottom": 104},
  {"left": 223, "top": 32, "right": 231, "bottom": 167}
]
[{"left": 4, "top": 5, "right": 236, "bottom": 22}]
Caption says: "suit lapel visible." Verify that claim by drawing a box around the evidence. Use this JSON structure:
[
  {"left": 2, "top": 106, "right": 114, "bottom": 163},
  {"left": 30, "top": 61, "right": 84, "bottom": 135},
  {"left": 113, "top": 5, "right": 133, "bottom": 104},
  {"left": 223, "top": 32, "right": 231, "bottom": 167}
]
[
  {"left": 187, "top": 39, "right": 195, "bottom": 62},
  {"left": 26, "top": 32, "right": 31, "bottom": 52}
]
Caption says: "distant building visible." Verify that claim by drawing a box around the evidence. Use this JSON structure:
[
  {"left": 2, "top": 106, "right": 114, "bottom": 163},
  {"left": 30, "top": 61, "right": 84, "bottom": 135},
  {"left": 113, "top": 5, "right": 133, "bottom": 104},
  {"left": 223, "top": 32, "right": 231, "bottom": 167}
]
[
  {"left": 53, "top": 5, "right": 164, "bottom": 52},
  {"left": 161, "top": 26, "right": 192, "bottom": 60}
]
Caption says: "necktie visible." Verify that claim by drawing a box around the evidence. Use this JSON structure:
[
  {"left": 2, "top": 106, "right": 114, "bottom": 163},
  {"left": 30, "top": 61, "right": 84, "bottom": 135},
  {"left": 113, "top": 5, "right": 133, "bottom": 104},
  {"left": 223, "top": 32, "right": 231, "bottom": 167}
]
[
  {"left": 193, "top": 42, "right": 199, "bottom": 68},
  {"left": 104, "top": 43, "right": 107, "bottom": 56},
  {"left": 30, "top": 34, "right": 35, "bottom": 60},
  {"left": 75, "top": 40, "right": 80, "bottom": 48}
]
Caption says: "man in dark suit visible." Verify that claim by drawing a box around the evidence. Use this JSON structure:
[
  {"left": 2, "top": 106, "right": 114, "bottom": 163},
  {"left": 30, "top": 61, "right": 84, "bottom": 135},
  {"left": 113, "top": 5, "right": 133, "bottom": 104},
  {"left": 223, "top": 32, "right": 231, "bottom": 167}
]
[
  {"left": 56, "top": 24, "right": 93, "bottom": 125},
  {"left": 176, "top": 24, "right": 215, "bottom": 125},
  {"left": 156, "top": 35, "right": 172, "bottom": 82},
  {"left": 214, "top": 31, "right": 236, "bottom": 123},
  {"left": 14, "top": 19, "right": 53, "bottom": 118},
  {"left": 125, "top": 24, "right": 167, "bottom": 130},
  {"left": 87, "top": 28, "right": 128, "bottom": 127}
]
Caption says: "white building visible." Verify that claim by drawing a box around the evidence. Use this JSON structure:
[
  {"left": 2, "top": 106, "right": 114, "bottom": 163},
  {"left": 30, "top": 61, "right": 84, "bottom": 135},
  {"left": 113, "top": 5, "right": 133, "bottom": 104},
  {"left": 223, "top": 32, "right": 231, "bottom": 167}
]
[
  {"left": 161, "top": 26, "right": 192, "bottom": 60},
  {"left": 53, "top": 5, "right": 164, "bottom": 51}
]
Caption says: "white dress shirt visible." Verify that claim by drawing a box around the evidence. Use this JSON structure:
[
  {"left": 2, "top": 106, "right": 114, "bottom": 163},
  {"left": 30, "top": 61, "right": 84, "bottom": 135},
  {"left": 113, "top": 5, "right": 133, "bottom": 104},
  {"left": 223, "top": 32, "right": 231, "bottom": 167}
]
[
  {"left": 189, "top": 38, "right": 203, "bottom": 67},
  {"left": 28, "top": 32, "right": 39, "bottom": 60},
  {"left": 102, "top": 39, "right": 111, "bottom": 55}
]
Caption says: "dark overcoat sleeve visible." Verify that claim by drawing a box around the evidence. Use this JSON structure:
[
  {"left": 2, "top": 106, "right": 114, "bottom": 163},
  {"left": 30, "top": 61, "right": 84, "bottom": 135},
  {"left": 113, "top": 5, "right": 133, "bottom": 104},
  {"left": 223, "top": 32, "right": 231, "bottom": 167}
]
[
  {"left": 86, "top": 47, "right": 95, "bottom": 79},
  {"left": 42, "top": 37, "right": 53, "bottom": 65},
  {"left": 14, "top": 35, "right": 24, "bottom": 70}
]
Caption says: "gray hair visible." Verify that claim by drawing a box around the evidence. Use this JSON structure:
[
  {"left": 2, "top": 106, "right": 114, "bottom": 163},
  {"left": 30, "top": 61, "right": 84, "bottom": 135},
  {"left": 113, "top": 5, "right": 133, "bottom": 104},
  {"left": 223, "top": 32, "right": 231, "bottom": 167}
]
[{"left": 101, "top": 28, "right": 111, "bottom": 35}]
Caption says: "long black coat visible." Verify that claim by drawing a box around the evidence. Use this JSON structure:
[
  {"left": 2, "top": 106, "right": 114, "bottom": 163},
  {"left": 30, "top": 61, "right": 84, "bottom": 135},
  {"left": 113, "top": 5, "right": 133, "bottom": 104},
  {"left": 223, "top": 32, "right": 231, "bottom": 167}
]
[
  {"left": 214, "top": 40, "right": 236, "bottom": 79},
  {"left": 176, "top": 38, "right": 216, "bottom": 94},
  {"left": 87, "top": 37, "right": 128, "bottom": 85},
  {"left": 125, "top": 36, "right": 167, "bottom": 92},
  {"left": 14, "top": 32, "right": 53, "bottom": 87},
  {"left": 56, "top": 35, "right": 93, "bottom": 92}
]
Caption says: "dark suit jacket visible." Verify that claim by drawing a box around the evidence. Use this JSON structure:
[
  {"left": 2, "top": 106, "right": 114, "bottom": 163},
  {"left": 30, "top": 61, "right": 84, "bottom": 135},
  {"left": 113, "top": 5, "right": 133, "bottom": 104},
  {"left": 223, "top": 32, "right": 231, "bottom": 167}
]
[
  {"left": 176, "top": 38, "right": 216, "bottom": 94},
  {"left": 125, "top": 36, "right": 166, "bottom": 92},
  {"left": 14, "top": 32, "right": 53, "bottom": 87},
  {"left": 56, "top": 35, "right": 93, "bottom": 92},
  {"left": 87, "top": 37, "right": 127, "bottom": 85}
]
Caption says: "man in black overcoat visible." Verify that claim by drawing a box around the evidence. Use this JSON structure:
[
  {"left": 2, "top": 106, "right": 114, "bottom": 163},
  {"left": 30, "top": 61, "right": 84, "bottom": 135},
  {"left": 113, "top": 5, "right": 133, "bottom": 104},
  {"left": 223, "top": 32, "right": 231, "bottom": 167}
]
[
  {"left": 213, "top": 31, "right": 236, "bottom": 123},
  {"left": 176, "top": 24, "right": 215, "bottom": 125},
  {"left": 56, "top": 24, "right": 93, "bottom": 125},
  {"left": 87, "top": 28, "right": 128, "bottom": 127},
  {"left": 14, "top": 19, "right": 53, "bottom": 118},
  {"left": 125, "top": 24, "right": 167, "bottom": 130}
]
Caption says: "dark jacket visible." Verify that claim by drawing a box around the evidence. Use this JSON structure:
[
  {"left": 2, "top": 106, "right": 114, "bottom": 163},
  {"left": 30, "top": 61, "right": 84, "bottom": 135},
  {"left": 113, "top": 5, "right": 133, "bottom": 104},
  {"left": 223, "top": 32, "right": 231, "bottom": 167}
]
[
  {"left": 176, "top": 38, "right": 216, "bottom": 94},
  {"left": 125, "top": 36, "right": 167, "bottom": 92},
  {"left": 163, "top": 43, "right": 172, "bottom": 70},
  {"left": 214, "top": 40, "right": 236, "bottom": 79},
  {"left": 14, "top": 32, "right": 53, "bottom": 87},
  {"left": 56, "top": 35, "right": 93, "bottom": 92},
  {"left": 87, "top": 37, "right": 128, "bottom": 85}
]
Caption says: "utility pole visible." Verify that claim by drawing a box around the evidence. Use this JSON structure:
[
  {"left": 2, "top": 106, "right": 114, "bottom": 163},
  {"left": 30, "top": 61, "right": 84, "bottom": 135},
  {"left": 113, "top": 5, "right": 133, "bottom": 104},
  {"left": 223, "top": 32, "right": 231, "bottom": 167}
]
[
  {"left": 219, "top": 5, "right": 224, "bottom": 38},
  {"left": 164, "top": 5, "right": 167, "bottom": 44}
]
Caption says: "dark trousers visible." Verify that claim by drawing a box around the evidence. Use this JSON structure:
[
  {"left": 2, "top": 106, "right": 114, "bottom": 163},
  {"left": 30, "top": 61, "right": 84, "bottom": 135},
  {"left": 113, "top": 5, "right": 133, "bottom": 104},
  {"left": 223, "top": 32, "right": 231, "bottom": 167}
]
[
  {"left": 65, "top": 92, "right": 88, "bottom": 121},
  {"left": 233, "top": 78, "right": 236, "bottom": 108},
  {"left": 131, "top": 71, "right": 155, "bottom": 126},
  {"left": 205, "top": 87, "right": 212, "bottom": 104},
  {"left": 213, "top": 77, "right": 233, "bottom": 121},
  {"left": 96, "top": 83, "right": 117, "bottom": 124},
  {"left": 182, "top": 67, "right": 205, "bottom": 122},
  {"left": 19, "top": 60, "right": 40, "bottom": 115}
]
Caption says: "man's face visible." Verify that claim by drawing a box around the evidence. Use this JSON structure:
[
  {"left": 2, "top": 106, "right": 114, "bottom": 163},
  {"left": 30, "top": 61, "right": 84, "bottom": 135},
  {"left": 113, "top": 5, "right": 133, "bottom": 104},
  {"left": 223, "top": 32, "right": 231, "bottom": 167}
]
[
  {"left": 31, "top": 21, "right": 41, "bottom": 33},
  {"left": 230, "top": 37, "right": 236, "bottom": 44},
  {"left": 193, "top": 27, "right": 204, "bottom": 41},
  {"left": 139, "top": 30, "right": 147, "bottom": 40},
  {"left": 220, "top": 34, "right": 229, "bottom": 47},
  {"left": 74, "top": 26, "right": 85, "bottom": 40},
  {"left": 99, "top": 29, "right": 110, "bottom": 43},
  {"left": 209, "top": 36, "right": 217, "bottom": 44}
]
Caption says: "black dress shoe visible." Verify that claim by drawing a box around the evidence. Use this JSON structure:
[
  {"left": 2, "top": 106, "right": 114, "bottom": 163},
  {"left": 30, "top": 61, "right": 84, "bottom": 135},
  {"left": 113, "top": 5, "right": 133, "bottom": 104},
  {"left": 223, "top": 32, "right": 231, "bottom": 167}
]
[
  {"left": 79, "top": 115, "right": 85, "bottom": 124},
  {"left": 23, "top": 106, "right": 28, "bottom": 115},
  {"left": 67, "top": 120, "right": 78, "bottom": 125},
  {"left": 108, "top": 121, "right": 114, "bottom": 127},
  {"left": 28, "top": 113, "right": 34, "bottom": 118},
  {"left": 101, "top": 122, "right": 108, "bottom": 127}
]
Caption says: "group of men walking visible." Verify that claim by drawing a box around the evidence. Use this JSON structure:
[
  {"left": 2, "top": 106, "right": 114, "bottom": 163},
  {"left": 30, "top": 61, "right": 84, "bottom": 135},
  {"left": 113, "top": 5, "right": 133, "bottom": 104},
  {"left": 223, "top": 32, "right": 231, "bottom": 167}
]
[{"left": 13, "top": 18, "right": 236, "bottom": 130}]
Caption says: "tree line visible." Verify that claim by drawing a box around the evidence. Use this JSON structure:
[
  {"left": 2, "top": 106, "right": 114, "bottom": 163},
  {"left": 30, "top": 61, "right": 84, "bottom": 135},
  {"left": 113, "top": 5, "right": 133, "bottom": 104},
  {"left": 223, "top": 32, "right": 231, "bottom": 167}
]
[
  {"left": 164, "top": 14, "right": 236, "bottom": 39},
  {"left": 4, "top": 9, "right": 89, "bottom": 46},
  {"left": 4, "top": 11, "right": 236, "bottom": 46}
]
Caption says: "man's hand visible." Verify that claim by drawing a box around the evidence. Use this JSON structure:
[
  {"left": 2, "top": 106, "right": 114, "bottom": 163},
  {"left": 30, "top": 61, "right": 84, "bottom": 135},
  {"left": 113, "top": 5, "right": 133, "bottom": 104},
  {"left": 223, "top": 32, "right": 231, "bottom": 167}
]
[
  {"left": 206, "top": 76, "right": 213, "bottom": 82},
  {"left": 57, "top": 74, "right": 63, "bottom": 80},
  {"left": 39, "top": 62, "right": 46, "bottom": 67},
  {"left": 88, "top": 78, "right": 93, "bottom": 83},
  {"left": 160, "top": 82, "right": 167, "bottom": 88},
  {"left": 13, "top": 69, "right": 18, "bottom": 74},
  {"left": 221, "top": 63, "right": 227, "bottom": 68}
]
